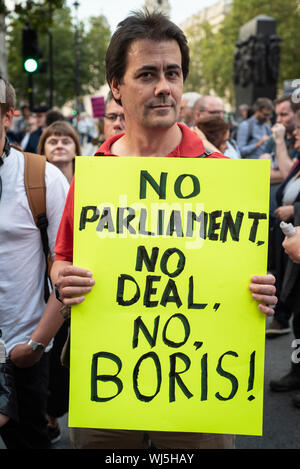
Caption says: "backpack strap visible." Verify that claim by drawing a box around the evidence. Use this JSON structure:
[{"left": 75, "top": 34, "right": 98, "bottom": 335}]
[
  {"left": 23, "top": 152, "right": 52, "bottom": 302},
  {"left": 196, "top": 147, "right": 215, "bottom": 158},
  {"left": 95, "top": 148, "right": 215, "bottom": 158}
]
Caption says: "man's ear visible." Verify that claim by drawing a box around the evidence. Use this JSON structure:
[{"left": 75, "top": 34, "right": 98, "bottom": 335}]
[
  {"left": 4, "top": 108, "right": 14, "bottom": 130},
  {"left": 110, "top": 78, "right": 122, "bottom": 105}
]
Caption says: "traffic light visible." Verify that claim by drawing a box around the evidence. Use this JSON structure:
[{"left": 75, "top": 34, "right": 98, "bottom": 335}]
[{"left": 22, "top": 28, "right": 39, "bottom": 73}]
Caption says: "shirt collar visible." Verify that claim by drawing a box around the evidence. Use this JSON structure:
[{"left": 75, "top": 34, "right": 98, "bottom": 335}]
[{"left": 0, "top": 137, "right": 10, "bottom": 166}]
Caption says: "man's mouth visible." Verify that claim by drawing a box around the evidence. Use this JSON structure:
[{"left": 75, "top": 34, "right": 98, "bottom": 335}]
[{"left": 150, "top": 103, "right": 173, "bottom": 111}]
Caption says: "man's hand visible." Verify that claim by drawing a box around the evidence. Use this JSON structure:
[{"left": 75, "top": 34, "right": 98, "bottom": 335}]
[
  {"left": 0, "top": 414, "right": 9, "bottom": 427},
  {"left": 55, "top": 265, "right": 95, "bottom": 306},
  {"left": 272, "top": 123, "right": 286, "bottom": 144},
  {"left": 259, "top": 153, "right": 271, "bottom": 160},
  {"left": 274, "top": 205, "right": 294, "bottom": 222},
  {"left": 283, "top": 226, "right": 300, "bottom": 263},
  {"left": 249, "top": 274, "right": 277, "bottom": 316},
  {"left": 256, "top": 135, "right": 270, "bottom": 147},
  {"left": 9, "top": 343, "right": 43, "bottom": 368}
]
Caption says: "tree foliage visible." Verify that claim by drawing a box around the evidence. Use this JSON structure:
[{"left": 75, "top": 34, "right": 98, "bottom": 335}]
[
  {"left": 184, "top": 0, "right": 300, "bottom": 106},
  {"left": 6, "top": 2, "right": 111, "bottom": 108}
]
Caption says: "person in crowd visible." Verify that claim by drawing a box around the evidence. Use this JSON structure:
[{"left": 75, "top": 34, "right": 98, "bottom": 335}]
[
  {"left": 38, "top": 121, "right": 80, "bottom": 184},
  {"left": 24, "top": 105, "right": 49, "bottom": 153},
  {"left": 193, "top": 95, "right": 240, "bottom": 158},
  {"left": 77, "top": 113, "right": 98, "bottom": 146},
  {"left": 263, "top": 95, "right": 300, "bottom": 181},
  {"left": 193, "top": 95, "right": 224, "bottom": 122},
  {"left": 268, "top": 110, "right": 300, "bottom": 407},
  {"left": 45, "top": 109, "right": 65, "bottom": 127},
  {"left": 236, "top": 97, "right": 273, "bottom": 159},
  {"left": 89, "top": 91, "right": 125, "bottom": 149},
  {"left": 261, "top": 95, "right": 300, "bottom": 216},
  {"left": 262, "top": 96, "right": 300, "bottom": 336},
  {"left": 19, "top": 112, "right": 38, "bottom": 150},
  {"left": 11, "top": 104, "right": 31, "bottom": 143},
  {"left": 37, "top": 120, "right": 80, "bottom": 443},
  {"left": 196, "top": 116, "right": 230, "bottom": 155},
  {"left": 282, "top": 226, "right": 300, "bottom": 263},
  {"left": 0, "top": 78, "right": 69, "bottom": 449},
  {"left": 236, "top": 104, "right": 249, "bottom": 124},
  {"left": 103, "top": 90, "right": 126, "bottom": 140},
  {"left": 48, "top": 10, "right": 277, "bottom": 450},
  {"left": 179, "top": 91, "right": 201, "bottom": 127}
]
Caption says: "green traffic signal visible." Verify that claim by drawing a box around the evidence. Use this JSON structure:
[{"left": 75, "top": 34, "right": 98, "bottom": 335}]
[{"left": 24, "top": 58, "right": 38, "bottom": 73}]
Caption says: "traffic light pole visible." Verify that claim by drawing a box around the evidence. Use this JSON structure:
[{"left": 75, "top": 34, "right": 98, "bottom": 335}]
[
  {"left": 48, "top": 29, "right": 53, "bottom": 108},
  {"left": 28, "top": 73, "right": 34, "bottom": 111}
]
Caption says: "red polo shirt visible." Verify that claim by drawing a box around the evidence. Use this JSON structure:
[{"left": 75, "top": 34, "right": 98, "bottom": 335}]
[{"left": 54, "top": 123, "right": 226, "bottom": 262}]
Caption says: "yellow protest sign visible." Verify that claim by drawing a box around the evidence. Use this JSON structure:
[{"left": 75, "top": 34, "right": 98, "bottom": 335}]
[{"left": 69, "top": 157, "right": 270, "bottom": 436}]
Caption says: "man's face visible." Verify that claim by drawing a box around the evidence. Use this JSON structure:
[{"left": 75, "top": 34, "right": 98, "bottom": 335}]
[
  {"left": 276, "top": 101, "right": 296, "bottom": 134},
  {"left": 195, "top": 96, "right": 224, "bottom": 124},
  {"left": 104, "top": 99, "right": 125, "bottom": 139},
  {"left": 36, "top": 112, "right": 46, "bottom": 128},
  {"left": 293, "top": 117, "right": 300, "bottom": 151},
  {"left": 179, "top": 99, "right": 192, "bottom": 124},
  {"left": 256, "top": 107, "right": 273, "bottom": 123},
  {"left": 0, "top": 106, "right": 13, "bottom": 152},
  {"left": 111, "top": 39, "right": 183, "bottom": 131}
]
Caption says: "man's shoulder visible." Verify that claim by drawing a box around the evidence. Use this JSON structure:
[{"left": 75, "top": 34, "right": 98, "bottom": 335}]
[
  {"left": 95, "top": 133, "right": 124, "bottom": 156},
  {"left": 178, "top": 123, "right": 226, "bottom": 159},
  {"left": 239, "top": 117, "right": 253, "bottom": 128}
]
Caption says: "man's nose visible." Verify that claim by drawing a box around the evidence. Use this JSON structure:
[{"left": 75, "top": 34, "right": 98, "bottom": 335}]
[
  {"left": 113, "top": 116, "right": 125, "bottom": 128},
  {"left": 155, "top": 75, "right": 171, "bottom": 96}
]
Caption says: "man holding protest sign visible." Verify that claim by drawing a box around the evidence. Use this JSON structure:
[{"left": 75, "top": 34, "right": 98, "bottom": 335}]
[{"left": 52, "top": 10, "right": 277, "bottom": 449}]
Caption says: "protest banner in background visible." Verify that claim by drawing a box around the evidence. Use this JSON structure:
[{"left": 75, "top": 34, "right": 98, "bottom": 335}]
[
  {"left": 90, "top": 96, "right": 105, "bottom": 119},
  {"left": 69, "top": 157, "right": 270, "bottom": 436}
]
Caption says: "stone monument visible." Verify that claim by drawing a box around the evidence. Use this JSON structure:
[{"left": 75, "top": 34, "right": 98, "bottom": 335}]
[{"left": 234, "top": 15, "right": 281, "bottom": 107}]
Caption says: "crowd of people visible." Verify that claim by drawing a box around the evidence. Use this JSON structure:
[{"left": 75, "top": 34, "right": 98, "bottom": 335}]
[{"left": 0, "top": 8, "right": 299, "bottom": 450}]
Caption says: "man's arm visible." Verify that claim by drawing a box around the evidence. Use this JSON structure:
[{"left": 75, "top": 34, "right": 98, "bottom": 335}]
[
  {"left": 270, "top": 168, "right": 284, "bottom": 184},
  {"left": 9, "top": 291, "right": 64, "bottom": 367},
  {"left": 237, "top": 120, "right": 269, "bottom": 157},
  {"left": 272, "top": 123, "right": 294, "bottom": 179},
  {"left": 236, "top": 121, "right": 256, "bottom": 157},
  {"left": 282, "top": 226, "right": 300, "bottom": 263}
]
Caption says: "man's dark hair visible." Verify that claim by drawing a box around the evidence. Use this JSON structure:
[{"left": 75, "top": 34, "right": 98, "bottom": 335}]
[
  {"left": 274, "top": 93, "right": 300, "bottom": 113},
  {"left": 45, "top": 109, "right": 65, "bottom": 127},
  {"left": 0, "top": 76, "right": 16, "bottom": 114},
  {"left": 254, "top": 97, "right": 274, "bottom": 112},
  {"left": 106, "top": 9, "right": 190, "bottom": 104}
]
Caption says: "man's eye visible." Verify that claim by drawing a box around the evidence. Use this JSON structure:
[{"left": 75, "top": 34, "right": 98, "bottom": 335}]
[{"left": 139, "top": 72, "right": 152, "bottom": 79}]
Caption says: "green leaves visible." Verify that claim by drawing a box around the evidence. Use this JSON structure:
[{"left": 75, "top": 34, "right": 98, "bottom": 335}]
[
  {"left": 183, "top": 0, "right": 300, "bottom": 105},
  {"left": 7, "top": 4, "right": 111, "bottom": 108}
]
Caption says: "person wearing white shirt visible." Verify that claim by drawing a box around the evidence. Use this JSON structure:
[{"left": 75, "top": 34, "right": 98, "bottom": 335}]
[{"left": 0, "top": 78, "right": 69, "bottom": 449}]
